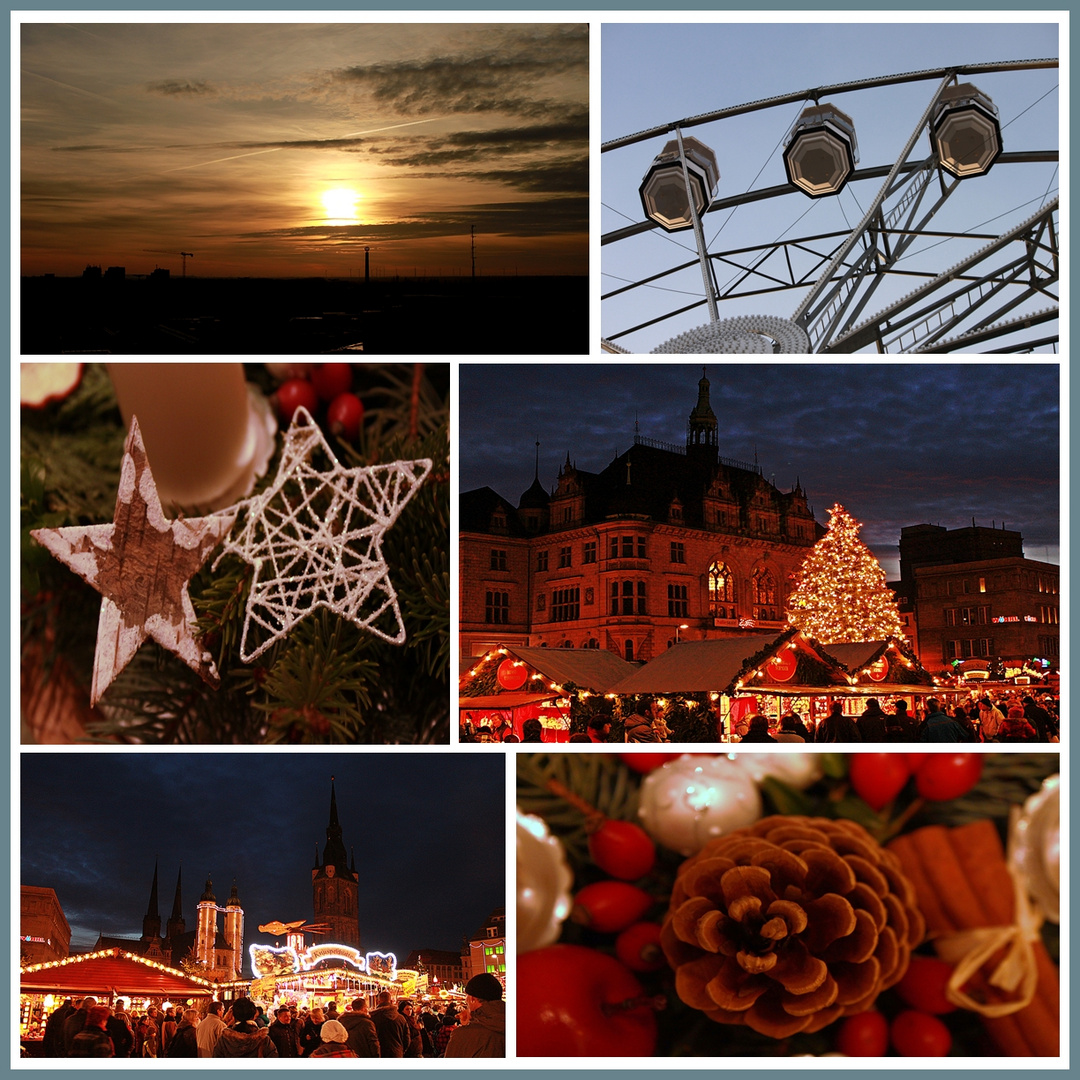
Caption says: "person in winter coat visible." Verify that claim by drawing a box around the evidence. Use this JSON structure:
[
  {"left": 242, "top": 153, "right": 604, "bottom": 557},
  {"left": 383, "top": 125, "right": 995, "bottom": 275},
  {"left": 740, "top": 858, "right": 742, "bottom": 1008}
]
[
  {"left": 165, "top": 1011, "right": 200, "bottom": 1057},
  {"left": 371, "top": 992, "right": 411, "bottom": 1058},
  {"left": 399, "top": 1000, "right": 424, "bottom": 1057},
  {"left": 62, "top": 997, "right": 95, "bottom": 1056},
  {"left": 267, "top": 1007, "right": 302, "bottom": 1057},
  {"left": 69, "top": 1006, "right": 114, "bottom": 1057},
  {"left": 43, "top": 998, "right": 75, "bottom": 1056},
  {"left": 855, "top": 700, "right": 888, "bottom": 742},
  {"left": 106, "top": 1001, "right": 134, "bottom": 1058},
  {"left": 212, "top": 998, "right": 278, "bottom": 1058},
  {"left": 815, "top": 702, "right": 861, "bottom": 743},
  {"left": 196, "top": 1001, "right": 227, "bottom": 1058},
  {"left": 340, "top": 998, "right": 380, "bottom": 1058},
  {"left": 309, "top": 1020, "right": 358, "bottom": 1058},
  {"left": 444, "top": 973, "right": 505, "bottom": 1058},
  {"left": 999, "top": 705, "right": 1038, "bottom": 741},
  {"left": 299, "top": 1007, "right": 325, "bottom": 1057},
  {"left": 738, "top": 714, "right": 777, "bottom": 743},
  {"left": 918, "top": 698, "right": 973, "bottom": 742}
]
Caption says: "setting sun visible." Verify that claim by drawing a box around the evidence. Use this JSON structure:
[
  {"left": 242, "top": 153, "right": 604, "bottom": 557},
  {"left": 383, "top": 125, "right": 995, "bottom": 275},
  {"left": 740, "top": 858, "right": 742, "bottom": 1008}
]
[{"left": 321, "top": 187, "right": 360, "bottom": 221}]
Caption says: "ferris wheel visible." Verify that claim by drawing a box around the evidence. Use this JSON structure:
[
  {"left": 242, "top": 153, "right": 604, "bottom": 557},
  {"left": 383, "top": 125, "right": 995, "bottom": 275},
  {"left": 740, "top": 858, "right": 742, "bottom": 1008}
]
[{"left": 601, "top": 59, "right": 1059, "bottom": 354}]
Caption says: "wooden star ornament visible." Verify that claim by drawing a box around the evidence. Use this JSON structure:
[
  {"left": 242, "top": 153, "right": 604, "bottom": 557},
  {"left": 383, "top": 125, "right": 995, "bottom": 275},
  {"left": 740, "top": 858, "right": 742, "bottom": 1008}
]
[{"left": 30, "top": 416, "right": 236, "bottom": 706}]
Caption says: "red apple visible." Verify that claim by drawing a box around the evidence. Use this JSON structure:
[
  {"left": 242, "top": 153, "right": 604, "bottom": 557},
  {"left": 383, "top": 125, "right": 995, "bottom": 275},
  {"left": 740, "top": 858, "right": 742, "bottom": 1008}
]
[
  {"left": 848, "top": 753, "right": 910, "bottom": 811},
  {"left": 517, "top": 944, "right": 659, "bottom": 1056}
]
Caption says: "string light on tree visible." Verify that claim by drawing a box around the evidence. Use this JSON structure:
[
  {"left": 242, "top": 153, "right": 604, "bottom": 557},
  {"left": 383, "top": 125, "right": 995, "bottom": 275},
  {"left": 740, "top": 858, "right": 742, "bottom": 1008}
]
[{"left": 786, "top": 503, "right": 905, "bottom": 645}]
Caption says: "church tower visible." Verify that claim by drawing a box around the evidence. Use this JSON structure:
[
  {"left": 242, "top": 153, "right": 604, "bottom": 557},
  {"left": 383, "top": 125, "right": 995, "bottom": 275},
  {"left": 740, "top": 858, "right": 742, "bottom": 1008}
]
[
  {"left": 223, "top": 882, "right": 245, "bottom": 979},
  {"left": 196, "top": 877, "right": 218, "bottom": 968},
  {"left": 686, "top": 367, "right": 719, "bottom": 463},
  {"left": 312, "top": 778, "right": 360, "bottom": 948},
  {"left": 165, "top": 866, "right": 185, "bottom": 943}
]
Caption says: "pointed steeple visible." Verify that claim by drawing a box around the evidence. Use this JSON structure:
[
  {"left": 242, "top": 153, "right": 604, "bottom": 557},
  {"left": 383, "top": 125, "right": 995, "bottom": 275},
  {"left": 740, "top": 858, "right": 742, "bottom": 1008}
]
[
  {"left": 166, "top": 865, "right": 185, "bottom": 941},
  {"left": 322, "top": 776, "right": 350, "bottom": 874},
  {"left": 142, "top": 860, "right": 162, "bottom": 941},
  {"left": 687, "top": 366, "right": 719, "bottom": 461}
]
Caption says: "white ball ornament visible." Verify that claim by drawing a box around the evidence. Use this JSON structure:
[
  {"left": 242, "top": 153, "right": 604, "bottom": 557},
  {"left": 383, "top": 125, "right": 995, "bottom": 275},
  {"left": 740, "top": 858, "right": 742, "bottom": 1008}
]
[
  {"left": 727, "top": 751, "right": 824, "bottom": 790},
  {"left": 638, "top": 755, "right": 763, "bottom": 856},
  {"left": 516, "top": 807, "right": 574, "bottom": 953}
]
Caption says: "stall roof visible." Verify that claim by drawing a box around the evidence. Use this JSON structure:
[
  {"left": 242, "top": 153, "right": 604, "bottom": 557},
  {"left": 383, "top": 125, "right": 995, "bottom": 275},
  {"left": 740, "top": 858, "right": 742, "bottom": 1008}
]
[
  {"left": 609, "top": 636, "right": 781, "bottom": 694},
  {"left": 21, "top": 948, "right": 215, "bottom": 997},
  {"left": 822, "top": 641, "right": 890, "bottom": 671},
  {"left": 482, "top": 646, "right": 639, "bottom": 695},
  {"left": 458, "top": 692, "right": 556, "bottom": 710}
]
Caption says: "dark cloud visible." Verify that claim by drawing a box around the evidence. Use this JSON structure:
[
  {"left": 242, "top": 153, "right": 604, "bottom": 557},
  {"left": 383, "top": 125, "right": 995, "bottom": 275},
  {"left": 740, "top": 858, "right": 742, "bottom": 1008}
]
[
  {"left": 147, "top": 79, "right": 214, "bottom": 96},
  {"left": 459, "top": 364, "right": 1059, "bottom": 574},
  {"left": 332, "top": 25, "right": 588, "bottom": 117}
]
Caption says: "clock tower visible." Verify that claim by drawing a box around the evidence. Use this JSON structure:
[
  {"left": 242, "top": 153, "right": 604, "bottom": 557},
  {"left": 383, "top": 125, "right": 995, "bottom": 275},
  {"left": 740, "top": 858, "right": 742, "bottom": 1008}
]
[{"left": 311, "top": 778, "right": 360, "bottom": 949}]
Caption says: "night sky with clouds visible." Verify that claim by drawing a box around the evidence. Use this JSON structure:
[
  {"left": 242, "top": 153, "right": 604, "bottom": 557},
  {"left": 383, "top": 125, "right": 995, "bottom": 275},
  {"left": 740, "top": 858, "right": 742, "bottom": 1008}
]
[
  {"left": 21, "top": 753, "right": 504, "bottom": 974},
  {"left": 459, "top": 363, "right": 1060, "bottom": 577},
  {"left": 21, "top": 22, "right": 587, "bottom": 278}
]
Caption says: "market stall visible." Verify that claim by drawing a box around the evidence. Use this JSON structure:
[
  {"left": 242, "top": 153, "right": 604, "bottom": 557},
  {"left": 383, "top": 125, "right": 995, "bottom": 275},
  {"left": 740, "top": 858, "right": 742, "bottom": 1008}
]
[
  {"left": 20, "top": 947, "right": 215, "bottom": 1054},
  {"left": 460, "top": 645, "right": 638, "bottom": 741}
]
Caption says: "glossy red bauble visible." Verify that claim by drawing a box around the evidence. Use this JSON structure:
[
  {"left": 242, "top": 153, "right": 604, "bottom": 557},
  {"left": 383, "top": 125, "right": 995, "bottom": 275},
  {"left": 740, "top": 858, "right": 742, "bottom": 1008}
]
[
  {"left": 848, "top": 753, "right": 910, "bottom": 811},
  {"left": 571, "top": 881, "right": 653, "bottom": 933},
  {"left": 274, "top": 378, "right": 318, "bottom": 423},
  {"left": 614, "top": 922, "right": 666, "bottom": 972},
  {"left": 310, "top": 362, "right": 353, "bottom": 401},
  {"left": 517, "top": 944, "right": 659, "bottom": 1057},
  {"left": 327, "top": 392, "right": 365, "bottom": 440},
  {"left": 618, "top": 752, "right": 684, "bottom": 773},
  {"left": 835, "top": 1010, "right": 889, "bottom": 1056},
  {"left": 890, "top": 1010, "right": 952, "bottom": 1056},
  {"left": 895, "top": 956, "right": 958, "bottom": 1014},
  {"left": 913, "top": 754, "right": 983, "bottom": 801},
  {"left": 588, "top": 820, "right": 656, "bottom": 881}
]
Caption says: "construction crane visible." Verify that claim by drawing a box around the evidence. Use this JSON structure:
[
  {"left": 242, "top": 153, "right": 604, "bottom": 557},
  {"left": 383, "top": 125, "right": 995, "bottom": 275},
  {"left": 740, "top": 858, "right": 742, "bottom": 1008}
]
[{"left": 143, "top": 250, "right": 194, "bottom": 277}]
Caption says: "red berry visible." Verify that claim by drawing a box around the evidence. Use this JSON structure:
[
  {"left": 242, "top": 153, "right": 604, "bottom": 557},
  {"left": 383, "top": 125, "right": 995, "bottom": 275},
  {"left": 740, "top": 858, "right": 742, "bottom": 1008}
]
[
  {"left": 913, "top": 754, "right": 983, "bottom": 801},
  {"left": 588, "top": 820, "right": 655, "bottom": 881},
  {"left": 274, "top": 378, "right": 318, "bottom": 423},
  {"left": 896, "top": 956, "right": 958, "bottom": 1014},
  {"left": 327, "top": 391, "right": 364, "bottom": 440},
  {"left": 618, "top": 752, "right": 684, "bottom": 773},
  {"left": 835, "top": 1010, "right": 889, "bottom": 1056},
  {"left": 517, "top": 944, "right": 658, "bottom": 1056},
  {"left": 890, "top": 1010, "right": 952, "bottom": 1056},
  {"left": 311, "top": 362, "right": 353, "bottom": 401},
  {"left": 614, "top": 922, "right": 666, "bottom": 972},
  {"left": 848, "top": 753, "right": 911, "bottom": 811},
  {"left": 572, "top": 881, "right": 653, "bottom": 933}
]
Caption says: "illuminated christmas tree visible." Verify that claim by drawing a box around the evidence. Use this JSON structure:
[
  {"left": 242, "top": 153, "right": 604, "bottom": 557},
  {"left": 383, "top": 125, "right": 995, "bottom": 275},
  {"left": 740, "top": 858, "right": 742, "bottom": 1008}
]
[{"left": 786, "top": 503, "right": 905, "bottom": 644}]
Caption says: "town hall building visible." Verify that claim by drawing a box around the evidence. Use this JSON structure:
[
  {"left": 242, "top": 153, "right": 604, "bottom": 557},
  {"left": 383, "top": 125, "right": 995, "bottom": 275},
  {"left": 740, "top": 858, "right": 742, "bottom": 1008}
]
[{"left": 460, "top": 372, "right": 823, "bottom": 664}]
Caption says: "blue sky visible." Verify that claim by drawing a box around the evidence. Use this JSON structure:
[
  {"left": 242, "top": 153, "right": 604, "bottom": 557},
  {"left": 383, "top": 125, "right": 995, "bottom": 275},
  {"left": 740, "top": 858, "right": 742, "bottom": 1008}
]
[{"left": 601, "top": 21, "right": 1060, "bottom": 353}]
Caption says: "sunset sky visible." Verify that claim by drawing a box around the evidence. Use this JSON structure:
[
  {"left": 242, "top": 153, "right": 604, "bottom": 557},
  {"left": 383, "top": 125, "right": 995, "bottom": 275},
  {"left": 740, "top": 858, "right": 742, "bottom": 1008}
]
[{"left": 21, "top": 22, "right": 588, "bottom": 278}]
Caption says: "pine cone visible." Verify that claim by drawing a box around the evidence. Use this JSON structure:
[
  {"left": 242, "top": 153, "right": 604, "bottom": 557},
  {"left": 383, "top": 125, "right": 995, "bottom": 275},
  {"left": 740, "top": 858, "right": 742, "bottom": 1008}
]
[{"left": 661, "top": 815, "right": 925, "bottom": 1039}]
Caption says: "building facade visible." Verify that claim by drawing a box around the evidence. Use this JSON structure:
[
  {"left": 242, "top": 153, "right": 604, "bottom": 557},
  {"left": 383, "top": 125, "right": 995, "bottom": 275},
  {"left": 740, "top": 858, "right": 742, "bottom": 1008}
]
[
  {"left": 897, "top": 524, "right": 1059, "bottom": 671},
  {"left": 312, "top": 779, "right": 361, "bottom": 950},
  {"left": 20, "top": 886, "right": 71, "bottom": 965},
  {"left": 461, "top": 908, "right": 505, "bottom": 988},
  {"left": 460, "top": 374, "right": 822, "bottom": 664}
]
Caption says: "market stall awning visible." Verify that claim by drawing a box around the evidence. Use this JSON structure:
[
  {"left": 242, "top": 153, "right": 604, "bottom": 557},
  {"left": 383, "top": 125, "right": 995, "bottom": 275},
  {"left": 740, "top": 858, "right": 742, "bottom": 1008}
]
[
  {"left": 458, "top": 692, "right": 557, "bottom": 710},
  {"left": 21, "top": 948, "right": 214, "bottom": 997},
  {"left": 821, "top": 638, "right": 937, "bottom": 689},
  {"left": 460, "top": 644, "right": 640, "bottom": 701},
  {"left": 608, "top": 635, "right": 782, "bottom": 694}
]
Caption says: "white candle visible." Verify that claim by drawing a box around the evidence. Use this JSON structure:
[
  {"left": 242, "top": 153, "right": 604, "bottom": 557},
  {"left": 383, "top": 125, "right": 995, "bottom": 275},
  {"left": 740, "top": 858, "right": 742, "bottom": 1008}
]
[{"left": 107, "top": 362, "right": 253, "bottom": 509}]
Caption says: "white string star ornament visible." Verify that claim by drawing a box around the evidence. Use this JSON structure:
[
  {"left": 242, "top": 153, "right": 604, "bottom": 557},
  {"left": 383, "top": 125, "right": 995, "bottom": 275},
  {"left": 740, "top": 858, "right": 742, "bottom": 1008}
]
[
  {"left": 216, "top": 406, "right": 432, "bottom": 661},
  {"left": 30, "top": 417, "right": 236, "bottom": 706}
]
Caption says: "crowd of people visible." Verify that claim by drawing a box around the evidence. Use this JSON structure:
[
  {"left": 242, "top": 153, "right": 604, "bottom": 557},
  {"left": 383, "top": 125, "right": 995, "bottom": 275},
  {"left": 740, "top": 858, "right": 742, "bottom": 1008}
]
[
  {"left": 736, "top": 691, "right": 1059, "bottom": 744},
  {"left": 464, "top": 689, "right": 1058, "bottom": 745},
  {"left": 34, "top": 973, "right": 504, "bottom": 1059}
]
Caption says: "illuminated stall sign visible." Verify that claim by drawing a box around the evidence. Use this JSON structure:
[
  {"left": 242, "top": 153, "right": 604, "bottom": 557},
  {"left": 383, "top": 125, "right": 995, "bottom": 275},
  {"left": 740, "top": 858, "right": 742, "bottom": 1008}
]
[{"left": 250, "top": 941, "right": 398, "bottom": 979}]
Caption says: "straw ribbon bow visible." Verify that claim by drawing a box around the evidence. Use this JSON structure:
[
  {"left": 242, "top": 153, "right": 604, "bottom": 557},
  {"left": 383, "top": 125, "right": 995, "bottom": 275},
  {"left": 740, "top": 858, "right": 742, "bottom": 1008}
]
[{"left": 932, "top": 815, "right": 1043, "bottom": 1017}]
